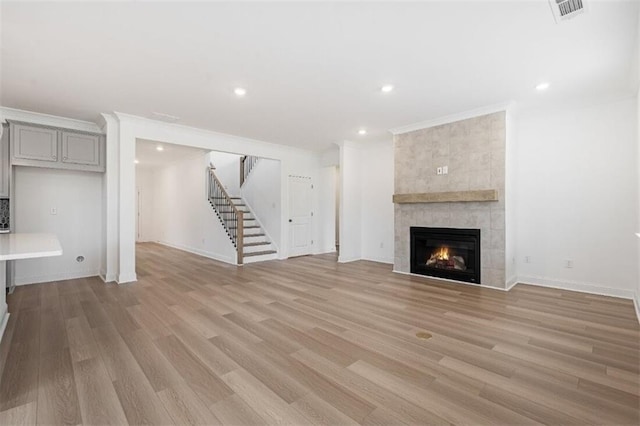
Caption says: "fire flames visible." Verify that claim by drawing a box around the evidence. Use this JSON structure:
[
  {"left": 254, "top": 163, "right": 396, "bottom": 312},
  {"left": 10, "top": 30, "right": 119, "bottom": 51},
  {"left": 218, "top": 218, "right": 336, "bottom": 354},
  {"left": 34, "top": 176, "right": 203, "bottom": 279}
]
[
  {"left": 426, "top": 246, "right": 467, "bottom": 271},
  {"left": 433, "top": 247, "right": 449, "bottom": 261}
]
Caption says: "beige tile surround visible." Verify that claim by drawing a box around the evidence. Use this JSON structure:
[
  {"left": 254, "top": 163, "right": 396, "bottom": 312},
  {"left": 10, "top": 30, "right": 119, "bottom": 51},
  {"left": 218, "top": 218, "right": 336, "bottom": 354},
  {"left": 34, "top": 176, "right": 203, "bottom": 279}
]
[{"left": 394, "top": 112, "right": 507, "bottom": 288}]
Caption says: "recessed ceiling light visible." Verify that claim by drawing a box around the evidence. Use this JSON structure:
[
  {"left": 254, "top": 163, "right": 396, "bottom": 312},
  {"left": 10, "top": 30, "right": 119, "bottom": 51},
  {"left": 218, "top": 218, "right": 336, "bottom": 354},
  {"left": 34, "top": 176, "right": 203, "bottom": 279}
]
[
  {"left": 134, "top": 159, "right": 139, "bottom": 164},
  {"left": 381, "top": 84, "right": 394, "bottom": 93},
  {"left": 156, "top": 145, "right": 164, "bottom": 152},
  {"left": 358, "top": 129, "right": 367, "bottom": 135},
  {"left": 234, "top": 87, "right": 247, "bottom": 97},
  {"left": 536, "top": 82, "right": 550, "bottom": 91}
]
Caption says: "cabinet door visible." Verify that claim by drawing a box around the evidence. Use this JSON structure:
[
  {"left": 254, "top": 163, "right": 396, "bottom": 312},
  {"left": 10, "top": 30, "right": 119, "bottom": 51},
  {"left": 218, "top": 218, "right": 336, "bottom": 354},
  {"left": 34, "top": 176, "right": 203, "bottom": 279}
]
[
  {"left": 11, "top": 124, "right": 59, "bottom": 163},
  {"left": 61, "top": 131, "right": 101, "bottom": 167},
  {"left": 0, "top": 125, "right": 8, "bottom": 197}
]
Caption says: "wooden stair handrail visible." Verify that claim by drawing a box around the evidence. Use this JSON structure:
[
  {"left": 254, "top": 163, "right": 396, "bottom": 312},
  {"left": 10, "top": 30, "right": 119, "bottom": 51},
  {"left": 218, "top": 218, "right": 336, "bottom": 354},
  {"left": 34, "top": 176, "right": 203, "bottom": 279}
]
[
  {"left": 208, "top": 167, "right": 244, "bottom": 265},
  {"left": 240, "top": 155, "right": 259, "bottom": 188}
]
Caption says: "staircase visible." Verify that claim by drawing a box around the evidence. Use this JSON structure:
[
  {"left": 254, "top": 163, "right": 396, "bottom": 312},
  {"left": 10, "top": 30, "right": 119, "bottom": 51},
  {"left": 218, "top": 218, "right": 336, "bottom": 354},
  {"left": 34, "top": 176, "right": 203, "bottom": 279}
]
[{"left": 208, "top": 167, "right": 277, "bottom": 265}]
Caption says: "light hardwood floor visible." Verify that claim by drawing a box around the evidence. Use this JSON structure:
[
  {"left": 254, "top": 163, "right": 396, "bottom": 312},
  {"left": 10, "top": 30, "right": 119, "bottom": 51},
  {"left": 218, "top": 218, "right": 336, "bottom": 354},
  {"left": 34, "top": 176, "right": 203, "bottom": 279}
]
[{"left": 0, "top": 242, "right": 638, "bottom": 425}]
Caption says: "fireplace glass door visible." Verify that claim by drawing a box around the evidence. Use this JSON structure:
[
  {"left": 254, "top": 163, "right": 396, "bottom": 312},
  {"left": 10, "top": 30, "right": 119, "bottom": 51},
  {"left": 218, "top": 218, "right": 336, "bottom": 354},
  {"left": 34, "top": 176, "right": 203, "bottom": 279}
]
[{"left": 410, "top": 227, "right": 480, "bottom": 284}]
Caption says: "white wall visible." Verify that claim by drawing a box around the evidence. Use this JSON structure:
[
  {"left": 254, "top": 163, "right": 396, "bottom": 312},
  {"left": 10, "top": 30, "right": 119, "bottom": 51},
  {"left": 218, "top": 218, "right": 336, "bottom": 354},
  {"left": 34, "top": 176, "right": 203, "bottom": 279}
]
[
  {"left": 240, "top": 158, "right": 282, "bottom": 251},
  {"left": 317, "top": 166, "right": 337, "bottom": 254},
  {"left": 339, "top": 140, "right": 394, "bottom": 264},
  {"left": 516, "top": 98, "right": 639, "bottom": 298},
  {"left": 636, "top": 12, "right": 640, "bottom": 317},
  {"left": 505, "top": 109, "right": 518, "bottom": 288},
  {"left": 360, "top": 141, "right": 394, "bottom": 264},
  {"left": 150, "top": 153, "right": 237, "bottom": 265},
  {"left": 136, "top": 167, "right": 156, "bottom": 242},
  {"left": 13, "top": 167, "right": 103, "bottom": 285},
  {"left": 210, "top": 151, "right": 242, "bottom": 196},
  {"left": 339, "top": 141, "right": 362, "bottom": 262}
]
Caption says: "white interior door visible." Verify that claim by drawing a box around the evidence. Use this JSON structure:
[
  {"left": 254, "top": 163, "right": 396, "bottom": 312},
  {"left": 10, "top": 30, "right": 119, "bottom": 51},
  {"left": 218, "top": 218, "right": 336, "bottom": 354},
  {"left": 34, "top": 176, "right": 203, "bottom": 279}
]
[{"left": 288, "top": 175, "right": 313, "bottom": 257}]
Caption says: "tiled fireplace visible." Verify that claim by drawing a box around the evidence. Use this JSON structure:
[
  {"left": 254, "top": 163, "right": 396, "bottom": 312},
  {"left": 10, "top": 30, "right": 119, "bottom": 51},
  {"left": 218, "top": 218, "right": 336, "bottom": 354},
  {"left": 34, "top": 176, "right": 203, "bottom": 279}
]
[{"left": 394, "top": 111, "right": 510, "bottom": 289}]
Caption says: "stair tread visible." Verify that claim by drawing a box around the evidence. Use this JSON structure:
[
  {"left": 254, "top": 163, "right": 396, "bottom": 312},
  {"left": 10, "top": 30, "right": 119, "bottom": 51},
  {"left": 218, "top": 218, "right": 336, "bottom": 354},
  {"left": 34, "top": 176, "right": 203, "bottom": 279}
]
[
  {"left": 243, "top": 250, "right": 277, "bottom": 257},
  {"left": 244, "top": 242, "right": 271, "bottom": 247},
  {"left": 244, "top": 233, "right": 266, "bottom": 237},
  {"left": 229, "top": 225, "right": 260, "bottom": 229}
]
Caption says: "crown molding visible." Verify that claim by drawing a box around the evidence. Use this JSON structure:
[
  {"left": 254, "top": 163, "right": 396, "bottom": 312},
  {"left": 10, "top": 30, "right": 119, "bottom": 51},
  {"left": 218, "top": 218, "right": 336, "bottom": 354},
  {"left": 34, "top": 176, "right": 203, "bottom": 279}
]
[
  {"left": 389, "top": 101, "right": 515, "bottom": 135},
  {"left": 0, "top": 106, "right": 103, "bottom": 133}
]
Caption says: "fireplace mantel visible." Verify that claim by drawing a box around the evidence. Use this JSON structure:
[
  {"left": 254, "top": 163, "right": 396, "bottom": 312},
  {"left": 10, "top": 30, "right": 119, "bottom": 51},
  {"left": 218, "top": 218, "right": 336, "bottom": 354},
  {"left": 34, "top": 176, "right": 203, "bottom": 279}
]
[{"left": 392, "top": 189, "right": 498, "bottom": 204}]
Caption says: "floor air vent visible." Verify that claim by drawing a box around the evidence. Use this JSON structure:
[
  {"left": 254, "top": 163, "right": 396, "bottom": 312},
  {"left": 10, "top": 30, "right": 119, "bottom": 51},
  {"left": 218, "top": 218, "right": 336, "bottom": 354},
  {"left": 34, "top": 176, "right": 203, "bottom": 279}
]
[{"left": 549, "top": 0, "right": 587, "bottom": 23}]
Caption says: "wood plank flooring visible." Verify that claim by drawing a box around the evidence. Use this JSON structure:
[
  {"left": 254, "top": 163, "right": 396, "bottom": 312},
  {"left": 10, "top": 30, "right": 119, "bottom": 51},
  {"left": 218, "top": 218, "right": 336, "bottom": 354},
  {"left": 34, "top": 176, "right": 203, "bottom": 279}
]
[{"left": 0, "top": 242, "right": 638, "bottom": 425}]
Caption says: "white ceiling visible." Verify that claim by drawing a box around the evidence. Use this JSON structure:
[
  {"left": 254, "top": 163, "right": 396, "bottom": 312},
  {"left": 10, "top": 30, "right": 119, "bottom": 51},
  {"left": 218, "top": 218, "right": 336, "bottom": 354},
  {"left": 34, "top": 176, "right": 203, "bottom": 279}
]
[
  {"left": 136, "top": 139, "right": 208, "bottom": 169},
  {"left": 1, "top": 1, "right": 638, "bottom": 151}
]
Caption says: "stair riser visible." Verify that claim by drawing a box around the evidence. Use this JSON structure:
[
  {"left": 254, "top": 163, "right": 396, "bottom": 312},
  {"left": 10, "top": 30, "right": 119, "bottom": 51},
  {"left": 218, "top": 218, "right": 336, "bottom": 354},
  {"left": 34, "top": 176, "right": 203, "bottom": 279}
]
[
  {"left": 244, "top": 243, "right": 273, "bottom": 254},
  {"left": 244, "top": 235, "right": 268, "bottom": 244},
  {"left": 243, "top": 253, "right": 278, "bottom": 264}
]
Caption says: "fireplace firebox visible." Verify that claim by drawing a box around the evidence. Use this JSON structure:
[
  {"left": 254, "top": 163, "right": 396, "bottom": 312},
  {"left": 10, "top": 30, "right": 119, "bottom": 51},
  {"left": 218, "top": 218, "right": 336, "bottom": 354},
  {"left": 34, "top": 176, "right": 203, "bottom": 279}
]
[{"left": 410, "top": 227, "right": 481, "bottom": 284}]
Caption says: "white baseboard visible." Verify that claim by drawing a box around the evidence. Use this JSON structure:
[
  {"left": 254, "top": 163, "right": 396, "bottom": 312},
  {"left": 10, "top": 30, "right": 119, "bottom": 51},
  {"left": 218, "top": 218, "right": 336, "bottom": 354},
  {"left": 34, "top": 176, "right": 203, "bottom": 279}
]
[
  {"left": 314, "top": 247, "right": 337, "bottom": 256},
  {"left": 517, "top": 275, "right": 636, "bottom": 300},
  {"left": 0, "top": 311, "right": 9, "bottom": 345},
  {"left": 156, "top": 241, "right": 237, "bottom": 266},
  {"left": 100, "top": 271, "right": 117, "bottom": 283},
  {"left": 338, "top": 255, "right": 361, "bottom": 263},
  {"left": 361, "top": 256, "right": 394, "bottom": 265},
  {"left": 633, "top": 293, "right": 640, "bottom": 325},
  {"left": 506, "top": 274, "right": 518, "bottom": 291},
  {"left": 14, "top": 270, "right": 101, "bottom": 286},
  {"left": 116, "top": 272, "right": 137, "bottom": 284}
]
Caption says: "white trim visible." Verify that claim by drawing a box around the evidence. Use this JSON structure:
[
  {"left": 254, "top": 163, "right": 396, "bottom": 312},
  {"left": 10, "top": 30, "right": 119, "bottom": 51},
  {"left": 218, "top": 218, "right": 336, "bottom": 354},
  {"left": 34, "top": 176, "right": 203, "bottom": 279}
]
[
  {"left": 99, "top": 271, "right": 117, "bottom": 283},
  {"left": 517, "top": 275, "right": 636, "bottom": 300},
  {"left": 241, "top": 197, "right": 280, "bottom": 254},
  {"left": 117, "top": 272, "right": 138, "bottom": 284},
  {"left": 313, "top": 247, "right": 337, "bottom": 256},
  {"left": 389, "top": 102, "right": 514, "bottom": 135},
  {"left": 338, "top": 255, "right": 361, "bottom": 263},
  {"left": 506, "top": 274, "right": 518, "bottom": 291},
  {"left": 14, "top": 270, "right": 101, "bottom": 286},
  {"left": 0, "top": 106, "right": 103, "bottom": 133},
  {"left": 633, "top": 293, "right": 640, "bottom": 325},
  {"left": 361, "top": 256, "right": 394, "bottom": 265},
  {"left": 114, "top": 112, "right": 313, "bottom": 159},
  {"left": 392, "top": 269, "right": 509, "bottom": 291},
  {"left": 155, "top": 241, "right": 237, "bottom": 266},
  {"left": 0, "top": 311, "right": 9, "bottom": 345}
]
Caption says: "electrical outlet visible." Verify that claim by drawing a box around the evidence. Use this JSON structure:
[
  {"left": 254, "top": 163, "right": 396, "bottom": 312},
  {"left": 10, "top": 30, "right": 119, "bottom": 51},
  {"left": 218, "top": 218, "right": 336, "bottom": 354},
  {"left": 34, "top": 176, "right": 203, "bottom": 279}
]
[
  {"left": 50, "top": 207, "right": 57, "bottom": 215},
  {"left": 564, "top": 259, "right": 574, "bottom": 268},
  {"left": 524, "top": 256, "right": 531, "bottom": 263},
  {"left": 437, "top": 167, "right": 443, "bottom": 175},
  {"left": 380, "top": 242, "right": 384, "bottom": 249}
]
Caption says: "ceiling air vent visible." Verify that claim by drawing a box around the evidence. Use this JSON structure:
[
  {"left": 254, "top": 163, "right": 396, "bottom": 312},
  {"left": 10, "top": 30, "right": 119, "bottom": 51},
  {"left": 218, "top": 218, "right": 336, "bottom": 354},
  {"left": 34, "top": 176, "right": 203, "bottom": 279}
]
[{"left": 549, "top": 0, "right": 588, "bottom": 23}]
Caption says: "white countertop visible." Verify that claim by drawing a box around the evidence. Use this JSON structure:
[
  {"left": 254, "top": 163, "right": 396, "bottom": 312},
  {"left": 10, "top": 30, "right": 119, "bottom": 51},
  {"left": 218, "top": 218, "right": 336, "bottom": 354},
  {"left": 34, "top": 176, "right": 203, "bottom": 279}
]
[{"left": 0, "top": 233, "right": 63, "bottom": 261}]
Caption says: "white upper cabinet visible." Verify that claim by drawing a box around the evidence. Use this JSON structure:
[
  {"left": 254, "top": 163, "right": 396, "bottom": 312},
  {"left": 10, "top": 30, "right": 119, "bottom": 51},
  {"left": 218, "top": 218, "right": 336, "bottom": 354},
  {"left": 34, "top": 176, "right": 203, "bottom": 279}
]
[
  {"left": 10, "top": 122, "right": 105, "bottom": 172},
  {"left": 61, "top": 131, "right": 102, "bottom": 167},
  {"left": 11, "top": 124, "right": 58, "bottom": 163}
]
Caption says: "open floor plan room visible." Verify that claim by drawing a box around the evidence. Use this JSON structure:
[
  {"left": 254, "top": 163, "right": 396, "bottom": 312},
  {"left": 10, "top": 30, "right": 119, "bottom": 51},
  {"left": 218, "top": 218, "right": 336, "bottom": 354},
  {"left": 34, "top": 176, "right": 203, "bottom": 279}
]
[
  {"left": 0, "top": 244, "right": 638, "bottom": 425},
  {"left": 0, "top": 1, "right": 639, "bottom": 424}
]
